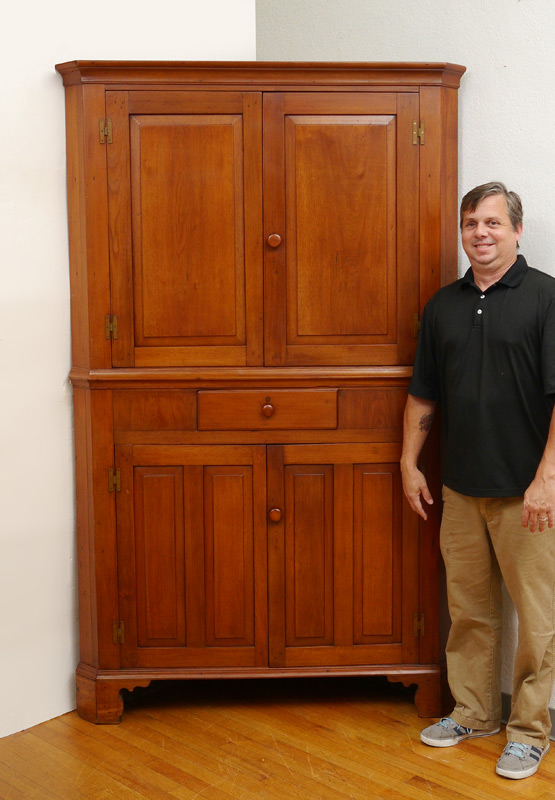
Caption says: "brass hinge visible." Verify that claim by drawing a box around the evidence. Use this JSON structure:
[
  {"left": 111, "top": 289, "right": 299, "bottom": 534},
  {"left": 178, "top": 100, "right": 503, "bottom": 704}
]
[
  {"left": 414, "top": 613, "right": 425, "bottom": 637},
  {"left": 112, "top": 620, "right": 125, "bottom": 644},
  {"left": 105, "top": 314, "right": 118, "bottom": 340},
  {"left": 99, "top": 118, "right": 113, "bottom": 144},
  {"left": 412, "top": 120, "right": 425, "bottom": 145},
  {"left": 108, "top": 467, "right": 121, "bottom": 493},
  {"left": 414, "top": 313, "right": 421, "bottom": 337}
]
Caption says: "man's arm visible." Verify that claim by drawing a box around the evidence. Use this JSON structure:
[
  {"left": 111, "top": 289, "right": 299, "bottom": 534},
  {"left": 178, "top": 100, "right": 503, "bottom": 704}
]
[
  {"left": 401, "top": 394, "right": 437, "bottom": 520},
  {"left": 522, "top": 404, "right": 555, "bottom": 532}
]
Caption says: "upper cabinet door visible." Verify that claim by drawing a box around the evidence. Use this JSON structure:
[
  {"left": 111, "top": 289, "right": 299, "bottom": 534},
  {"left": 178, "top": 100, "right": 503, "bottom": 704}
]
[
  {"left": 263, "top": 92, "right": 419, "bottom": 366},
  {"left": 107, "top": 91, "right": 263, "bottom": 367}
]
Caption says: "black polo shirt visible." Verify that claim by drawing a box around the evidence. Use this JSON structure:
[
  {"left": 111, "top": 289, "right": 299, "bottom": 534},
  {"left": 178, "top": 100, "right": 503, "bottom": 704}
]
[{"left": 409, "top": 255, "right": 555, "bottom": 497}]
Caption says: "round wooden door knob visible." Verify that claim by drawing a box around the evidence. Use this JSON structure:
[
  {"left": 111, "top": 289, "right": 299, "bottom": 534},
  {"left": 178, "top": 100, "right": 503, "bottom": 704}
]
[
  {"left": 262, "top": 403, "right": 275, "bottom": 417},
  {"left": 268, "top": 508, "right": 283, "bottom": 522},
  {"left": 267, "top": 233, "right": 282, "bottom": 248}
]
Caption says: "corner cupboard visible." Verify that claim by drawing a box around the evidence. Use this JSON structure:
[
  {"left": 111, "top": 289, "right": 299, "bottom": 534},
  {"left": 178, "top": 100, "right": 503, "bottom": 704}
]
[{"left": 55, "top": 60, "right": 465, "bottom": 722}]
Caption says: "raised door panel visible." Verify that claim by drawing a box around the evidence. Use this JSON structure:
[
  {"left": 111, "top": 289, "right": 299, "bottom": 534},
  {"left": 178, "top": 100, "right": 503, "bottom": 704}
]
[
  {"left": 116, "top": 444, "right": 267, "bottom": 668},
  {"left": 267, "top": 444, "right": 418, "bottom": 668},
  {"left": 284, "top": 465, "right": 334, "bottom": 648},
  {"left": 353, "top": 466, "right": 402, "bottom": 644},
  {"left": 264, "top": 92, "right": 419, "bottom": 366},
  {"left": 106, "top": 91, "right": 263, "bottom": 367},
  {"left": 133, "top": 466, "right": 186, "bottom": 647},
  {"left": 203, "top": 466, "right": 255, "bottom": 647}
]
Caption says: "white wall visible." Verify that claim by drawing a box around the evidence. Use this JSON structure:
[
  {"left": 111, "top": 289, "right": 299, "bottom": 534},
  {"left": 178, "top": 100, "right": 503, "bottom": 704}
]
[
  {"left": 0, "top": 0, "right": 255, "bottom": 739},
  {"left": 257, "top": 0, "right": 555, "bottom": 705}
]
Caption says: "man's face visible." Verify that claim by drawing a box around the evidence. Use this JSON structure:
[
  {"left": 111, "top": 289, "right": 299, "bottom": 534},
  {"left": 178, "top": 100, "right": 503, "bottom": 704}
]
[{"left": 461, "top": 194, "right": 523, "bottom": 275}]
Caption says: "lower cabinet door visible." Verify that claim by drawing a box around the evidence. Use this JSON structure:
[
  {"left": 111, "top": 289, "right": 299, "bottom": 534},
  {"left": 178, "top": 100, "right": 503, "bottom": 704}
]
[
  {"left": 115, "top": 444, "right": 268, "bottom": 668},
  {"left": 267, "top": 443, "right": 419, "bottom": 668}
]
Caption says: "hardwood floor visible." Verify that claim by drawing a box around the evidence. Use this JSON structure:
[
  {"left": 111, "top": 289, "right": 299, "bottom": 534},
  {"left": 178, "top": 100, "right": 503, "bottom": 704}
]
[{"left": 0, "top": 677, "right": 553, "bottom": 799}]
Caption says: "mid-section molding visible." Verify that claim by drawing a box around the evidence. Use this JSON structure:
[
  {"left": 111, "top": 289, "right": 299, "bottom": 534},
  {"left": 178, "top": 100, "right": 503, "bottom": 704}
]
[{"left": 69, "top": 366, "right": 413, "bottom": 389}]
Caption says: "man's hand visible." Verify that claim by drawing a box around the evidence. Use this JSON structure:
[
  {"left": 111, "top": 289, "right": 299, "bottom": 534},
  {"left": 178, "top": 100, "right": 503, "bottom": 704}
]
[
  {"left": 522, "top": 472, "right": 555, "bottom": 532},
  {"left": 402, "top": 465, "right": 434, "bottom": 521}
]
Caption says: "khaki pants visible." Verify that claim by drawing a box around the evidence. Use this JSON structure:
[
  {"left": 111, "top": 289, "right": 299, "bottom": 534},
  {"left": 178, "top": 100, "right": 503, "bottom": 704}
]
[{"left": 441, "top": 486, "right": 555, "bottom": 747}]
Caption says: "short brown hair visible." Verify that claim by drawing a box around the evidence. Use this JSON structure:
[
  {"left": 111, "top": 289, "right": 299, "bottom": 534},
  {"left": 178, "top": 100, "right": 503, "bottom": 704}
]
[{"left": 460, "top": 182, "right": 523, "bottom": 231}]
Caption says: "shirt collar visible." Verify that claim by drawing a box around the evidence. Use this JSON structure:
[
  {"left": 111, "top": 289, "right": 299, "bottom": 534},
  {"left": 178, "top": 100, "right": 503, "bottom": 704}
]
[{"left": 460, "top": 254, "right": 528, "bottom": 290}]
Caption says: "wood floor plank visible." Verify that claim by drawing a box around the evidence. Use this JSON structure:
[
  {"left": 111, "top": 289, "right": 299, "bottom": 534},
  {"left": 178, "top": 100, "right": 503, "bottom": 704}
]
[
  {"left": 31, "top": 718, "right": 183, "bottom": 799},
  {"left": 178, "top": 701, "right": 374, "bottom": 796},
  {"left": 122, "top": 688, "right": 390, "bottom": 797},
  {"left": 172, "top": 697, "right": 412, "bottom": 798},
  {"left": 0, "top": 678, "right": 553, "bottom": 799},
  {"left": 160, "top": 708, "right": 370, "bottom": 799},
  {"left": 59, "top": 714, "right": 234, "bottom": 799},
  {"left": 182, "top": 681, "right": 551, "bottom": 800},
  {"left": 0, "top": 728, "right": 164, "bottom": 800},
  {"left": 0, "top": 735, "right": 101, "bottom": 800},
  {"left": 64, "top": 701, "right": 297, "bottom": 799},
  {"left": 124, "top": 707, "right": 339, "bottom": 799},
  {"left": 217, "top": 712, "right": 436, "bottom": 799},
  {"left": 0, "top": 762, "right": 61, "bottom": 800},
  {"left": 181, "top": 706, "right": 442, "bottom": 800}
]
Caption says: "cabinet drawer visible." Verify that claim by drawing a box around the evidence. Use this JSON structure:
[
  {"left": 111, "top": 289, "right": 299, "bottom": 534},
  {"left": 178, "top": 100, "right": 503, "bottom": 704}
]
[
  {"left": 113, "top": 390, "right": 196, "bottom": 431},
  {"left": 338, "top": 388, "right": 406, "bottom": 432},
  {"left": 198, "top": 390, "right": 337, "bottom": 430}
]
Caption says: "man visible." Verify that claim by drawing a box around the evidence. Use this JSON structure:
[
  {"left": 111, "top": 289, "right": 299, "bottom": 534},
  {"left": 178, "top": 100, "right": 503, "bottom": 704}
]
[{"left": 401, "top": 182, "right": 555, "bottom": 780}]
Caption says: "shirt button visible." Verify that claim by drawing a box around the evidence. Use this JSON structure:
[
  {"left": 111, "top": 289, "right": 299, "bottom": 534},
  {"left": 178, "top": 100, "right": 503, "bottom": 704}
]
[
  {"left": 477, "top": 309, "right": 483, "bottom": 314},
  {"left": 480, "top": 294, "right": 485, "bottom": 299}
]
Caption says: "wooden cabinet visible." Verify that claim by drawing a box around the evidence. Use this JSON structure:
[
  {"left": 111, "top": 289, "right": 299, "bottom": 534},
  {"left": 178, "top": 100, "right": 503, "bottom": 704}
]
[{"left": 56, "top": 60, "right": 465, "bottom": 723}]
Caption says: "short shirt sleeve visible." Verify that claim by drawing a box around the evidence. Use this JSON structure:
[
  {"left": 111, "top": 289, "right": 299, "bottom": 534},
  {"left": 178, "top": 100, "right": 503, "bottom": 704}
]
[{"left": 408, "top": 300, "right": 441, "bottom": 402}]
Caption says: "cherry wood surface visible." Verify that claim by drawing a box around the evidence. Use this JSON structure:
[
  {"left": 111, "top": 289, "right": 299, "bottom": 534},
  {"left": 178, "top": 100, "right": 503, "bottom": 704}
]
[
  {"left": 115, "top": 444, "right": 268, "bottom": 670},
  {"left": 55, "top": 60, "right": 466, "bottom": 88},
  {"left": 198, "top": 389, "right": 338, "bottom": 430},
  {"left": 56, "top": 61, "right": 464, "bottom": 724},
  {"left": 108, "top": 91, "right": 263, "bottom": 367},
  {"left": 263, "top": 91, "right": 419, "bottom": 366},
  {"left": 267, "top": 445, "right": 418, "bottom": 669}
]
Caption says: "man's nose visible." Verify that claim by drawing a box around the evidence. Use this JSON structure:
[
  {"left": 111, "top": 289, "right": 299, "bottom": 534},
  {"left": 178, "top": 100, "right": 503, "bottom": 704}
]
[{"left": 475, "top": 222, "right": 488, "bottom": 237}]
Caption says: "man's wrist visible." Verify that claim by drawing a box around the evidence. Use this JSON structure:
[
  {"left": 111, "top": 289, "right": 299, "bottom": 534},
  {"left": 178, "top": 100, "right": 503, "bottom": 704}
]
[{"left": 534, "top": 463, "right": 555, "bottom": 482}]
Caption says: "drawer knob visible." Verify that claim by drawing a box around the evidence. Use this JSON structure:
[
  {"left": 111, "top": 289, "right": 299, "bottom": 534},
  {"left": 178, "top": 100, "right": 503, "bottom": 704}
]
[
  {"left": 267, "top": 233, "right": 282, "bottom": 248},
  {"left": 268, "top": 508, "right": 282, "bottom": 522},
  {"left": 262, "top": 403, "right": 275, "bottom": 417}
]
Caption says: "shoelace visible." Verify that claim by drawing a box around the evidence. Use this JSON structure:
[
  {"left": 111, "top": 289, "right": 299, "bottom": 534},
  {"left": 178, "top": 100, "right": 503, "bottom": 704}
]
[
  {"left": 438, "top": 717, "right": 472, "bottom": 734},
  {"left": 505, "top": 742, "right": 528, "bottom": 760}
]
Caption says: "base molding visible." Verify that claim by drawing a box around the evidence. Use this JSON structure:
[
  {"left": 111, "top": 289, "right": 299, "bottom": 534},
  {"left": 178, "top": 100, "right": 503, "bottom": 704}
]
[{"left": 76, "top": 662, "right": 446, "bottom": 724}]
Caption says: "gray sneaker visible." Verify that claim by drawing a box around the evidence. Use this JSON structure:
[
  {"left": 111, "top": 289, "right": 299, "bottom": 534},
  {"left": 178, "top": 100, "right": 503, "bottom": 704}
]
[
  {"left": 421, "top": 716, "right": 500, "bottom": 748},
  {"left": 496, "top": 741, "right": 550, "bottom": 779}
]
